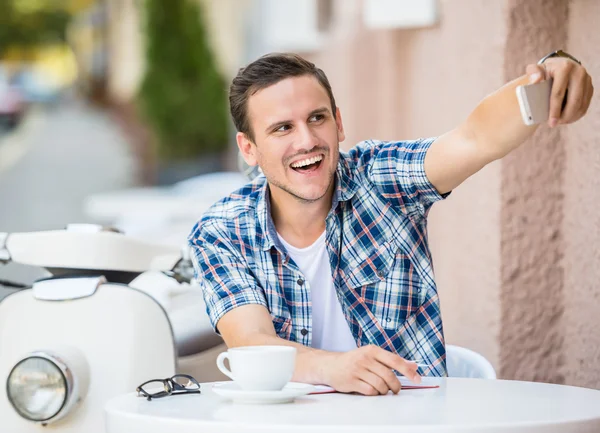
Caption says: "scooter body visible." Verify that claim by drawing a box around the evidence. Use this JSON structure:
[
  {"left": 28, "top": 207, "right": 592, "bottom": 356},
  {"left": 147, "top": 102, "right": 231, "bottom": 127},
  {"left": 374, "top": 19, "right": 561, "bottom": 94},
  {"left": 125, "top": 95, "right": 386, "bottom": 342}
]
[{"left": 0, "top": 226, "right": 223, "bottom": 432}]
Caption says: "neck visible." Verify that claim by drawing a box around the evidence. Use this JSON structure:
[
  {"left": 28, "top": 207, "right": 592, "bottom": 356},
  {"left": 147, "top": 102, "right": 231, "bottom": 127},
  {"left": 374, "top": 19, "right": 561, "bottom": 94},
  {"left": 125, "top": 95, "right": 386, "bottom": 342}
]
[{"left": 269, "top": 186, "right": 334, "bottom": 249}]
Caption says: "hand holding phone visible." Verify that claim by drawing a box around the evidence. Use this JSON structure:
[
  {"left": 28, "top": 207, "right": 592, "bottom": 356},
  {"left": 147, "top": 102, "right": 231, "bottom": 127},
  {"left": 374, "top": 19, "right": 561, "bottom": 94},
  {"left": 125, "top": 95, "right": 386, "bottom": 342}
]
[{"left": 516, "top": 79, "right": 552, "bottom": 126}]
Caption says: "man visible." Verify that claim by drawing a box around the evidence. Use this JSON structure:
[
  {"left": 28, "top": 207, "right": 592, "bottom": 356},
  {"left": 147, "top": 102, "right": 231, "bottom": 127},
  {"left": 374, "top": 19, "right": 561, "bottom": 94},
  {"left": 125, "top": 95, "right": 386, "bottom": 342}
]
[{"left": 189, "top": 51, "right": 593, "bottom": 395}]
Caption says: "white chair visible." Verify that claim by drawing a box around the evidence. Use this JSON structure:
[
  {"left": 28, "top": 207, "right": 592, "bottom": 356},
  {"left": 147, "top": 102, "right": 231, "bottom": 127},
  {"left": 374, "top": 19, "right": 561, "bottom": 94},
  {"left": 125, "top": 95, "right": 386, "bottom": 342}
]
[{"left": 446, "top": 344, "right": 497, "bottom": 379}]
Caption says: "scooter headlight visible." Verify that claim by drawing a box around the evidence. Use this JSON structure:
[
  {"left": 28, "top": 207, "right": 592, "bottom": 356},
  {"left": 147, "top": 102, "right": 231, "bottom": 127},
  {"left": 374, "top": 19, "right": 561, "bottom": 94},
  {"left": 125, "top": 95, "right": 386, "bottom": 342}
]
[{"left": 7, "top": 354, "right": 69, "bottom": 422}]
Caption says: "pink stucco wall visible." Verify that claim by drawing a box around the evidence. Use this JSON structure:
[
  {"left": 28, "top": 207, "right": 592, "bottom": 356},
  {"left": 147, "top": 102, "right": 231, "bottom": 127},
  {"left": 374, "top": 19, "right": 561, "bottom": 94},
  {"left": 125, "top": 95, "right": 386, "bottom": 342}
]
[
  {"left": 500, "top": 0, "right": 568, "bottom": 384},
  {"left": 311, "top": 0, "right": 599, "bottom": 388},
  {"left": 563, "top": 0, "right": 600, "bottom": 388}
]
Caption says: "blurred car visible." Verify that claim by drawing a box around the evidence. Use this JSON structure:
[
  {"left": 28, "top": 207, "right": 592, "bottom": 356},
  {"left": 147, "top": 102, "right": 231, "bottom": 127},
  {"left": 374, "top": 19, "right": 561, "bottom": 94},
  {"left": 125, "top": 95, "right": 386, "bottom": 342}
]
[
  {"left": 11, "top": 67, "right": 63, "bottom": 105},
  {"left": 84, "top": 171, "right": 250, "bottom": 247},
  {"left": 0, "top": 70, "right": 26, "bottom": 130}
]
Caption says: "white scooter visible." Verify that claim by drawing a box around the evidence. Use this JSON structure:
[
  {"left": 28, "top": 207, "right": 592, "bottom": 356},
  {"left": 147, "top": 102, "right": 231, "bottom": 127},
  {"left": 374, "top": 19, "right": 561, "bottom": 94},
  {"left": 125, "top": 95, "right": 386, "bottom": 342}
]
[{"left": 0, "top": 224, "right": 226, "bottom": 433}]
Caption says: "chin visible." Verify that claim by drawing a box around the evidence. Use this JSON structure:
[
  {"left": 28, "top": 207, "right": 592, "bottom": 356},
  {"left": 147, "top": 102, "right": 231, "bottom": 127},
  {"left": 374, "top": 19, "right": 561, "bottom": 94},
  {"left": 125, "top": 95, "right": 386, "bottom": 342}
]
[{"left": 297, "top": 185, "right": 331, "bottom": 202}]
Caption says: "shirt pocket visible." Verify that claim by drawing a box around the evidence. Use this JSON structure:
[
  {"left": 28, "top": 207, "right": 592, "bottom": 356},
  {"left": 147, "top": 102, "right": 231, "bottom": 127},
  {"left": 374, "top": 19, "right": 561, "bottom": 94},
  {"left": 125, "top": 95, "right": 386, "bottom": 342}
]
[
  {"left": 370, "top": 251, "right": 423, "bottom": 330},
  {"left": 346, "top": 242, "right": 423, "bottom": 331}
]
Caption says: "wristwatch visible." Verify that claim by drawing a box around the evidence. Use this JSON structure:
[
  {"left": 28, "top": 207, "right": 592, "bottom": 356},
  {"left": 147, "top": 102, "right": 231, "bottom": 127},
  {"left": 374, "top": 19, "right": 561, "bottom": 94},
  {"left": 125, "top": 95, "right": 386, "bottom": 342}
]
[{"left": 538, "top": 49, "right": 582, "bottom": 65}]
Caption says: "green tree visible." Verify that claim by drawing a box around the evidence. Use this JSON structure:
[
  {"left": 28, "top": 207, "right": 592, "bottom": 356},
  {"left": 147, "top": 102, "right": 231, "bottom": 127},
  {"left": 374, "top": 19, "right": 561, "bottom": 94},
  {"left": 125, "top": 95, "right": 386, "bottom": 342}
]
[
  {"left": 138, "top": 0, "right": 229, "bottom": 160},
  {"left": 0, "top": 0, "right": 70, "bottom": 56}
]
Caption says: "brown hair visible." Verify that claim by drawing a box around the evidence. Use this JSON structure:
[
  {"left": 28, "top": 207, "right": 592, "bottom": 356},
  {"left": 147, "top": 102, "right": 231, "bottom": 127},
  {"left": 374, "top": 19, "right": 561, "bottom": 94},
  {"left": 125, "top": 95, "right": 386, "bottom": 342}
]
[{"left": 229, "top": 52, "right": 337, "bottom": 142}]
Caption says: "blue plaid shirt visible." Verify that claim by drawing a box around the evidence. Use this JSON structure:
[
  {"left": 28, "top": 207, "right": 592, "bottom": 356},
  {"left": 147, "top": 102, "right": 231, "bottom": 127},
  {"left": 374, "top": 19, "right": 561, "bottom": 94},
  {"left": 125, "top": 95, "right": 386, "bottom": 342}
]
[{"left": 189, "top": 138, "right": 448, "bottom": 376}]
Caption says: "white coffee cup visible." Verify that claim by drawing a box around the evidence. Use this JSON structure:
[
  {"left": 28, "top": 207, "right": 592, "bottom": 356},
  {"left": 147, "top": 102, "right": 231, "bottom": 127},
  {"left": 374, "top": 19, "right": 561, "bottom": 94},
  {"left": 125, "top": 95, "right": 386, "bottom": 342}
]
[{"left": 216, "top": 345, "right": 297, "bottom": 391}]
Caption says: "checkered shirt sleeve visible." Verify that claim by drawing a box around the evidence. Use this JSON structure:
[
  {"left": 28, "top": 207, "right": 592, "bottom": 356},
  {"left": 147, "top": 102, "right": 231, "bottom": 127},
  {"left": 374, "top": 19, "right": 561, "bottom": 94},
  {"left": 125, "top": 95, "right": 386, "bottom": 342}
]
[
  {"left": 352, "top": 137, "right": 446, "bottom": 219},
  {"left": 188, "top": 220, "right": 267, "bottom": 333}
]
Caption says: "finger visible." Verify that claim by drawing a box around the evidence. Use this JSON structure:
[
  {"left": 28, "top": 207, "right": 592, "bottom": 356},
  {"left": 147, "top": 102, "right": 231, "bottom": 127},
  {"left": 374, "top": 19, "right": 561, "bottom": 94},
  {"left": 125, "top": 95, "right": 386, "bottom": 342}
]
[
  {"left": 374, "top": 348, "right": 421, "bottom": 383},
  {"left": 358, "top": 370, "right": 391, "bottom": 395},
  {"left": 547, "top": 63, "right": 573, "bottom": 127},
  {"left": 355, "top": 381, "right": 379, "bottom": 396},
  {"left": 571, "top": 74, "right": 593, "bottom": 122},
  {"left": 525, "top": 63, "right": 545, "bottom": 84},
  {"left": 575, "top": 76, "right": 592, "bottom": 121},
  {"left": 367, "top": 362, "right": 402, "bottom": 394},
  {"left": 559, "top": 71, "right": 587, "bottom": 124},
  {"left": 581, "top": 75, "right": 594, "bottom": 117}
]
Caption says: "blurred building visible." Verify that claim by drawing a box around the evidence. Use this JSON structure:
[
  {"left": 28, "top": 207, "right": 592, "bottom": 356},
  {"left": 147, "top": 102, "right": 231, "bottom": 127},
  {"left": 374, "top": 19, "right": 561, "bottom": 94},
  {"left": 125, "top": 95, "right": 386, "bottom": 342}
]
[
  {"left": 95, "top": 0, "right": 600, "bottom": 388},
  {"left": 104, "top": 0, "right": 142, "bottom": 103}
]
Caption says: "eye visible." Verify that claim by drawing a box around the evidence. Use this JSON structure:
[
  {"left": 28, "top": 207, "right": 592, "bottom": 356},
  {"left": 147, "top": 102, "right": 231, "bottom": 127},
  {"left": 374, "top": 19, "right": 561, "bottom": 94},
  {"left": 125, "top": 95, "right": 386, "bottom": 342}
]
[
  {"left": 275, "top": 124, "right": 292, "bottom": 133},
  {"left": 309, "top": 114, "right": 325, "bottom": 123}
]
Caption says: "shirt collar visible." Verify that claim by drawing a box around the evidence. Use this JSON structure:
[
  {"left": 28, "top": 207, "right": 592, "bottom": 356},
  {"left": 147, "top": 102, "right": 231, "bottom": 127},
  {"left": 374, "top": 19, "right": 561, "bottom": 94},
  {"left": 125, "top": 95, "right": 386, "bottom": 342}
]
[{"left": 257, "top": 152, "right": 359, "bottom": 252}]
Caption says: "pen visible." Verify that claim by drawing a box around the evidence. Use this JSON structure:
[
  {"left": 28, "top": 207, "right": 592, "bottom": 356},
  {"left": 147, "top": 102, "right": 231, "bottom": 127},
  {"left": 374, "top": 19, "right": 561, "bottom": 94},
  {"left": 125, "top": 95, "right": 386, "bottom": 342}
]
[{"left": 408, "top": 360, "right": 429, "bottom": 368}]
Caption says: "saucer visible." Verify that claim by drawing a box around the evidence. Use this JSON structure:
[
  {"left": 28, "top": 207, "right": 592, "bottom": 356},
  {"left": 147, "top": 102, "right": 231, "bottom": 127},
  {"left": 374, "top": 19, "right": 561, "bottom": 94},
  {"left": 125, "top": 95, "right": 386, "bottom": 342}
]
[{"left": 212, "top": 382, "right": 315, "bottom": 404}]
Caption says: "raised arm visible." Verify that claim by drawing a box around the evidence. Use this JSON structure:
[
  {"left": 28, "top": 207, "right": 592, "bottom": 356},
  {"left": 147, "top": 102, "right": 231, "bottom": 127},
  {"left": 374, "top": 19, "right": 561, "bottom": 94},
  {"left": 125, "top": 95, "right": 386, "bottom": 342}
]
[{"left": 425, "top": 56, "right": 593, "bottom": 195}]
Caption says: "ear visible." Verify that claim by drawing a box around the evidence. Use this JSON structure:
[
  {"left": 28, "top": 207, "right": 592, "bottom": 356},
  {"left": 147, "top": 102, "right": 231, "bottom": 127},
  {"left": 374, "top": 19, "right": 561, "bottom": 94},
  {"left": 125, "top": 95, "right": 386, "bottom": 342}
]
[
  {"left": 236, "top": 132, "right": 258, "bottom": 166},
  {"left": 335, "top": 107, "right": 345, "bottom": 143}
]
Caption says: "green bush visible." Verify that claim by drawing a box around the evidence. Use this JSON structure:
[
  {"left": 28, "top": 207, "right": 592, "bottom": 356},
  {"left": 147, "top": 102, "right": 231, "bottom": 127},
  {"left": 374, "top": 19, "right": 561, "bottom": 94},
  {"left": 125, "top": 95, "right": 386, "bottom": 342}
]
[{"left": 138, "top": 0, "right": 228, "bottom": 160}]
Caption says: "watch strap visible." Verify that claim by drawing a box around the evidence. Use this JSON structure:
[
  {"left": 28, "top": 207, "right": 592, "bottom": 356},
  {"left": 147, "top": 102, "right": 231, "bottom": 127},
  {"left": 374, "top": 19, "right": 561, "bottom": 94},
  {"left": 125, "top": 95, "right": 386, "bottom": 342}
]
[{"left": 538, "top": 49, "right": 582, "bottom": 65}]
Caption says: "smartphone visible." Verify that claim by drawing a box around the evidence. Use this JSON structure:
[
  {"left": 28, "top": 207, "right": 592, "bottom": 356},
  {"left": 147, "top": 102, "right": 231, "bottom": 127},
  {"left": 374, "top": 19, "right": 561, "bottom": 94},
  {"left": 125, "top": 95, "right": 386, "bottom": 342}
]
[{"left": 516, "top": 79, "right": 552, "bottom": 125}]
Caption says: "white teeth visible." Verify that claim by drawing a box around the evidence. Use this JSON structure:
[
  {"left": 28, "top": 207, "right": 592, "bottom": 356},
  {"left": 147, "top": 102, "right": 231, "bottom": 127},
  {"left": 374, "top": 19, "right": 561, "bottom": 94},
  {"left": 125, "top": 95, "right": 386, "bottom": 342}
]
[{"left": 291, "top": 155, "right": 323, "bottom": 168}]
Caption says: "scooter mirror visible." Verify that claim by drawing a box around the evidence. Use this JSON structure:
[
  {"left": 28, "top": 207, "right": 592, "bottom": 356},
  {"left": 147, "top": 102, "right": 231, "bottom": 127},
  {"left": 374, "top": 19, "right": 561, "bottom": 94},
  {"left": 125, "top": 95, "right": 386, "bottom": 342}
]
[{"left": 0, "top": 232, "right": 10, "bottom": 263}]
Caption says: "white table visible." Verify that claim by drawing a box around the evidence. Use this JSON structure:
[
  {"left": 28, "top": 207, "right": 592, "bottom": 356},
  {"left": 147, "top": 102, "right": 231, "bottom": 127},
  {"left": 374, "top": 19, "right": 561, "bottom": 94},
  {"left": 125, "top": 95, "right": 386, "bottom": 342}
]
[{"left": 105, "top": 378, "right": 600, "bottom": 433}]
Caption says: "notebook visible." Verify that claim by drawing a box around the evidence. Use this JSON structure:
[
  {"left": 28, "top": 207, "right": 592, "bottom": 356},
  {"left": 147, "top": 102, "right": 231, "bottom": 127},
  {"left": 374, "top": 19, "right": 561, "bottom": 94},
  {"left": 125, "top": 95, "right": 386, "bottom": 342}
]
[{"left": 310, "top": 376, "right": 441, "bottom": 394}]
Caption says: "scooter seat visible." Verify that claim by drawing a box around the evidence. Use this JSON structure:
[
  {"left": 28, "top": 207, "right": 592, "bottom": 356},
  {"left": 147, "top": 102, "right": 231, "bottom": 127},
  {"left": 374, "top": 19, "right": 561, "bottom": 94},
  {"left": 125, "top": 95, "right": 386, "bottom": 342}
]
[{"left": 5, "top": 230, "right": 181, "bottom": 273}]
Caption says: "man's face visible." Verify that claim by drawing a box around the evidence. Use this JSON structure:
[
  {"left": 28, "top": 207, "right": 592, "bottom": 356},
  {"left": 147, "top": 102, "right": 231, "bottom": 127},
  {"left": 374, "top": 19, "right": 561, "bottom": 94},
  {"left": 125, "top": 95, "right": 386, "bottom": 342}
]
[{"left": 237, "top": 75, "right": 345, "bottom": 204}]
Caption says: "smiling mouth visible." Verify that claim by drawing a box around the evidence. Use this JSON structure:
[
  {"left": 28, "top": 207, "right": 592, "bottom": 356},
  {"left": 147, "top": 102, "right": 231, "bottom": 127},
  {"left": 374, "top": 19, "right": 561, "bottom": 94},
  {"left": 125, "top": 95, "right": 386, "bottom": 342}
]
[{"left": 290, "top": 155, "right": 323, "bottom": 173}]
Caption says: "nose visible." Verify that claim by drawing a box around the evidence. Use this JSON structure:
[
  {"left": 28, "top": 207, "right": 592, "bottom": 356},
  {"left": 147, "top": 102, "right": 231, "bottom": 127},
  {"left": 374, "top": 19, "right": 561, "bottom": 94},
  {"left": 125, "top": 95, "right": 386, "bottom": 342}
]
[{"left": 295, "top": 123, "right": 319, "bottom": 151}]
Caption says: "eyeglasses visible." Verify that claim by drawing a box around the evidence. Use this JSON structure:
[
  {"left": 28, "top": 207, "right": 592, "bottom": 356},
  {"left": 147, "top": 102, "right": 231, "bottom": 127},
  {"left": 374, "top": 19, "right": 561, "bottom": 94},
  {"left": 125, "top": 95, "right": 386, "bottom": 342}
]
[{"left": 136, "top": 374, "right": 201, "bottom": 401}]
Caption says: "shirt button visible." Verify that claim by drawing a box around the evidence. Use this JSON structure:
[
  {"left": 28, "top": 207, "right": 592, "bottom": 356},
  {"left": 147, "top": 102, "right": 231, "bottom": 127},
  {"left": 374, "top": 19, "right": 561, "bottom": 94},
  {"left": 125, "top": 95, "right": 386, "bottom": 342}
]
[
  {"left": 386, "top": 318, "right": 392, "bottom": 323},
  {"left": 300, "top": 328, "right": 308, "bottom": 336},
  {"left": 417, "top": 288, "right": 422, "bottom": 293},
  {"left": 376, "top": 270, "right": 384, "bottom": 278},
  {"left": 297, "top": 278, "right": 304, "bottom": 286}
]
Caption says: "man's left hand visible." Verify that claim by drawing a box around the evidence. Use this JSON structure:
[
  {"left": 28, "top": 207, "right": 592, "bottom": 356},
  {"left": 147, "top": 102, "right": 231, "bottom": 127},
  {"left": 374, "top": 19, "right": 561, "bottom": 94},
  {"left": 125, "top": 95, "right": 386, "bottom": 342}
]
[{"left": 526, "top": 58, "right": 594, "bottom": 128}]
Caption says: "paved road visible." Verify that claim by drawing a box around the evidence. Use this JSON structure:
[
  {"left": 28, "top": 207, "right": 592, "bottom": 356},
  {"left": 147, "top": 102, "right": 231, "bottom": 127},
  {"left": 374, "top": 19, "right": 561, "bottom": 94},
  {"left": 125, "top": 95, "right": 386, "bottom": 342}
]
[{"left": 0, "top": 98, "right": 136, "bottom": 299}]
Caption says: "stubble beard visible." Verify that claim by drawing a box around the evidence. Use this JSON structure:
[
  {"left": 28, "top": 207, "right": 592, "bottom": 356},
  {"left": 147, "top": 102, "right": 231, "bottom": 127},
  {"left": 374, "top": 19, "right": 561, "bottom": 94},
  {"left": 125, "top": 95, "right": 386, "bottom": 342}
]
[{"left": 270, "top": 169, "right": 336, "bottom": 204}]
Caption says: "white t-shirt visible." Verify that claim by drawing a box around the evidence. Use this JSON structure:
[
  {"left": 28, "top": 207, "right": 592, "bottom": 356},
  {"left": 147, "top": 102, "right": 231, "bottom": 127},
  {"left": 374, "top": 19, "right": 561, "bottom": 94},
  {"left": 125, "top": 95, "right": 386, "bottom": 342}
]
[{"left": 278, "top": 232, "right": 357, "bottom": 352}]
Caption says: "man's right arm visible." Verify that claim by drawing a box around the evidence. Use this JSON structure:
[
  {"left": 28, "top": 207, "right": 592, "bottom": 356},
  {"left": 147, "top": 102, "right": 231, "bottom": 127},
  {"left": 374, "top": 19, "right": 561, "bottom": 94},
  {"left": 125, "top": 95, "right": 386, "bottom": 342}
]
[{"left": 217, "top": 304, "right": 421, "bottom": 395}]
